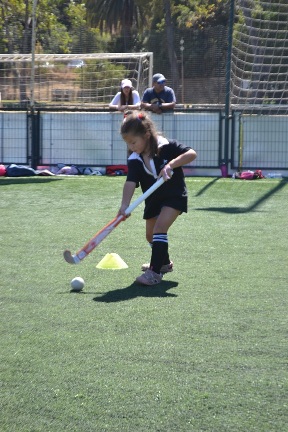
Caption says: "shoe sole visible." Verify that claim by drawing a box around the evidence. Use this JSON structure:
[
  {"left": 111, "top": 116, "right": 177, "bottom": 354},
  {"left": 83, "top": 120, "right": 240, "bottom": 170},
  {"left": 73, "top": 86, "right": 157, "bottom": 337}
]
[
  {"left": 135, "top": 278, "right": 162, "bottom": 286},
  {"left": 136, "top": 269, "right": 163, "bottom": 285},
  {"left": 141, "top": 265, "right": 173, "bottom": 274}
]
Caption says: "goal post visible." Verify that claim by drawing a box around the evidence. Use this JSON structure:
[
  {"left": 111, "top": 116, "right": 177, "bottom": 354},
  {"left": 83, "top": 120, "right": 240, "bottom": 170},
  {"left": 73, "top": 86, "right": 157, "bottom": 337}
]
[
  {"left": 230, "top": 0, "right": 288, "bottom": 114},
  {"left": 0, "top": 52, "right": 153, "bottom": 107}
]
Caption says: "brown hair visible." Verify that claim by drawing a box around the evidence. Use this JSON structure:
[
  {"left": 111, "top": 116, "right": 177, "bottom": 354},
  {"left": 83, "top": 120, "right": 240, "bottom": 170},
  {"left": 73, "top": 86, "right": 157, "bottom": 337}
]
[
  {"left": 121, "top": 111, "right": 159, "bottom": 157},
  {"left": 120, "top": 88, "right": 133, "bottom": 105}
]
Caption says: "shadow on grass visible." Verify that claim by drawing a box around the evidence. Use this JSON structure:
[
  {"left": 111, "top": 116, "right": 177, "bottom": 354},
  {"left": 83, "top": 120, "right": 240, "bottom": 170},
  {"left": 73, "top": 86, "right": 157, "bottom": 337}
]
[
  {"left": 57, "top": 289, "right": 97, "bottom": 294},
  {"left": 0, "top": 177, "right": 63, "bottom": 186},
  {"left": 195, "top": 177, "right": 220, "bottom": 196},
  {"left": 93, "top": 280, "right": 179, "bottom": 303},
  {"left": 195, "top": 178, "right": 288, "bottom": 214}
]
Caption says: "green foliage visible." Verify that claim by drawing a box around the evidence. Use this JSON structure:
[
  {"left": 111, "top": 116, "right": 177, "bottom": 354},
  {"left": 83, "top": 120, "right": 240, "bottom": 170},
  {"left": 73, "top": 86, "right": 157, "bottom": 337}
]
[
  {"left": 86, "top": 0, "right": 147, "bottom": 33},
  {"left": 1, "top": 0, "right": 285, "bottom": 96},
  {"left": 0, "top": 0, "right": 230, "bottom": 82},
  {"left": 65, "top": 1, "right": 108, "bottom": 53},
  {"left": 78, "top": 60, "right": 126, "bottom": 97},
  {"left": 233, "top": 0, "right": 288, "bottom": 88},
  {"left": 85, "top": 0, "right": 148, "bottom": 51},
  {"left": 0, "top": 0, "right": 109, "bottom": 54},
  {"left": 174, "top": 0, "right": 230, "bottom": 29},
  {"left": 1, "top": 176, "right": 288, "bottom": 431},
  {"left": 0, "top": 0, "right": 30, "bottom": 53}
]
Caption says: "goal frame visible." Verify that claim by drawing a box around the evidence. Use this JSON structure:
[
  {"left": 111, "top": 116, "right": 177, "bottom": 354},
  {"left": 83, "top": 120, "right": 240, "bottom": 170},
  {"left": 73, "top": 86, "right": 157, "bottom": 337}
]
[{"left": 0, "top": 52, "right": 153, "bottom": 107}]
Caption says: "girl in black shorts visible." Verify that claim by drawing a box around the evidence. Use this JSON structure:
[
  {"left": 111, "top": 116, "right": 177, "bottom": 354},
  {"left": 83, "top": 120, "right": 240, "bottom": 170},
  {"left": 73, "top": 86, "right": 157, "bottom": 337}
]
[{"left": 118, "top": 111, "right": 197, "bottom": 285}]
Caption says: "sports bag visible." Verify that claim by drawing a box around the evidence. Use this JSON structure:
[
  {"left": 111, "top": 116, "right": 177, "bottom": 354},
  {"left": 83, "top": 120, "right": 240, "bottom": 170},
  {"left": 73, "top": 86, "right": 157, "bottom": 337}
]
[
  {"left": 234, "top": 170, "right": 264, "bottom": 180},
  {"left": 6, "top": 164, "right": 36, "bottom": 177},
  {"left": 106, "top": 165, "right": 128, "bottom": 176},
  {"left": 0, "top": 164, "right": 6, "bottom": 176}
]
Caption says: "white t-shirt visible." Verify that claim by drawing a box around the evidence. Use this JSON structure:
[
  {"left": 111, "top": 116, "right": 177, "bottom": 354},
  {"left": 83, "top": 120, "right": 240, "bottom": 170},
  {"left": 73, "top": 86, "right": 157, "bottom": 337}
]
[{"left": 109, "top": 90, "right": 140, "bottom": 107}]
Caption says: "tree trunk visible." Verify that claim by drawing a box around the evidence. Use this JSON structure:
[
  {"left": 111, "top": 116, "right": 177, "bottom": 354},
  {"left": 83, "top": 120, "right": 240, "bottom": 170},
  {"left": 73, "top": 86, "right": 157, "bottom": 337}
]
[{"left": 163, "top": 0, "right": 179, "bottom": 100}]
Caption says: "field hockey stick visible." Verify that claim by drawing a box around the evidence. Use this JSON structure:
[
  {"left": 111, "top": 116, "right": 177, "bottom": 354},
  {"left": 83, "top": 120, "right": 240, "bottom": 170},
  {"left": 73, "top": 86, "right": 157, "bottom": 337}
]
[{"left": 63, "top": 176, "right": 166, "bottom": 264}]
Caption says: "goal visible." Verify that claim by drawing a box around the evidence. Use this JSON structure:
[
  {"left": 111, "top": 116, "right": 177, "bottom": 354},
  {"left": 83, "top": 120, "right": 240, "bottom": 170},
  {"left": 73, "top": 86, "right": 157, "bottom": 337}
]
[
  {"left": 230, "top": 0, "right": 288, "bottom": 114},
  {"left": 0, "top": 52, "right": 153, "bottom": 107}
]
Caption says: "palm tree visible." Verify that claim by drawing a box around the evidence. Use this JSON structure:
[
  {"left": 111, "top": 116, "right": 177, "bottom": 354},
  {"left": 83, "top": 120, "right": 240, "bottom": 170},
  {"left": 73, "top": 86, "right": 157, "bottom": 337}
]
[{"left": 86, "top": 0, "right": 147, "bottom": 51}]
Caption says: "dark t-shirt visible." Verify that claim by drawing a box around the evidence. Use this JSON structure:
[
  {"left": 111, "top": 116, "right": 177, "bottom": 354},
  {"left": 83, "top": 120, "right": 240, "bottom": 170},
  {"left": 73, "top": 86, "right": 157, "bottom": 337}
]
[
  {"left": 142, "top": 87, "right": 176, "bottom": 105},
  {"left": 126, "top": 138, "right": 192, "bottom": 218}
]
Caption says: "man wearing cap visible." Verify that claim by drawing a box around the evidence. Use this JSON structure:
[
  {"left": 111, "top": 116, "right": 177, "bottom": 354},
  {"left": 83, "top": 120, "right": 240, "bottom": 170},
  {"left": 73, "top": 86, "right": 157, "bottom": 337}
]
[{"left": 141, "top": 73, "right": 176, "bottom": 114}]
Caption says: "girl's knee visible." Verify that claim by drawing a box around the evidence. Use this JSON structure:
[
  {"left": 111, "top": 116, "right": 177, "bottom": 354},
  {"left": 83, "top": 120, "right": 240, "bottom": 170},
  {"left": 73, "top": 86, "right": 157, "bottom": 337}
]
[{"left": 146, "top": 234, "right": 153, "bottom": 243}]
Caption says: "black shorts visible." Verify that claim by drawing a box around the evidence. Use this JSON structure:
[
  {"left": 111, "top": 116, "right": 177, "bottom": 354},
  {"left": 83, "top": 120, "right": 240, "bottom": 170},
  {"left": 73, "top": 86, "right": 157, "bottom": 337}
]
[{"left": 143, "top": 196, "right": 188, "bottom": 219}]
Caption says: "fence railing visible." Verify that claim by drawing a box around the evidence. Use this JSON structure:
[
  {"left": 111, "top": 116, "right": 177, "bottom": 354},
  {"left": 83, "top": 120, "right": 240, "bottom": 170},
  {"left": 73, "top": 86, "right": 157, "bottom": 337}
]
[{"left": 1, "top": 109, "right": 287, "bottom": 176}]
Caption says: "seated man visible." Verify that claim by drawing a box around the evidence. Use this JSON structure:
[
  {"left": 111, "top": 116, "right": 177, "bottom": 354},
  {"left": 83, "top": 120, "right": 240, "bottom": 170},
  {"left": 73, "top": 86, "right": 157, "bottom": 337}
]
[{"left": 141, "top": 73, "right": 176, "bottom": 114}]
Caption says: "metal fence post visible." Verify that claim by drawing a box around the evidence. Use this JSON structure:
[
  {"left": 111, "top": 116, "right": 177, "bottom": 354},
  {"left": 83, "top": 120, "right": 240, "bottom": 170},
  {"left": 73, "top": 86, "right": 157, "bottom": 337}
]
[
  {"left": 30, "top": 110, "right": 40, "bottom": 169},
  {"left": 223, "top": 0, "right": 235, "bottom": 173}
]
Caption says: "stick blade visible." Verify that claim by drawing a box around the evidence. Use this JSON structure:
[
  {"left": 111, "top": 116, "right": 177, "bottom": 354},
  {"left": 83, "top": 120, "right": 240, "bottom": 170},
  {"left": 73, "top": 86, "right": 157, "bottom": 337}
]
[{"left": 63, "top": 249, "right": 79, "bottom": 264}]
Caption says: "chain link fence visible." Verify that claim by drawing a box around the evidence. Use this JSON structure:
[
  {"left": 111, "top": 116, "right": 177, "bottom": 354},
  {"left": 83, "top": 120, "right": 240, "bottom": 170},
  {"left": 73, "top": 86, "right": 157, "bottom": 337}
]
[{"left": 0, "top": 26, "right": 228, "bottom": 108}]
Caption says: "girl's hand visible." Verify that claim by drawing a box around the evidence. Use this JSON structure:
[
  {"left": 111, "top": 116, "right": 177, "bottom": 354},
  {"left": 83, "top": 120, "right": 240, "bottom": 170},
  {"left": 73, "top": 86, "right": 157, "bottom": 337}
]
[
  {"left": 118, "top": 180, "right": 136, "bottom": 219},
  {"left": 160, "top": 164, "right": 173, "bottom": 181},
  {"left": 117, "top": 204, "right": 131, "bottom": 219}
]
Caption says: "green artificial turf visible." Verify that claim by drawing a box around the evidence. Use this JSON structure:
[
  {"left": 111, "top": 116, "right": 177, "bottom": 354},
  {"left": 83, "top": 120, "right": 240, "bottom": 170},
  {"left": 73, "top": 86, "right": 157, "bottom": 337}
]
[{"left": 1, "top": 176, "right": 287, "bottom": 431}]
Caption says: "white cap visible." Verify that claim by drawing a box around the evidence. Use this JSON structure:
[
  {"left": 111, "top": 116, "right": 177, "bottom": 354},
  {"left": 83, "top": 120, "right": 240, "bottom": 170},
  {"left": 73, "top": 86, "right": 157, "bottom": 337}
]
[{"left": 121, "top": 79, "right": 132, "bottom": 88}]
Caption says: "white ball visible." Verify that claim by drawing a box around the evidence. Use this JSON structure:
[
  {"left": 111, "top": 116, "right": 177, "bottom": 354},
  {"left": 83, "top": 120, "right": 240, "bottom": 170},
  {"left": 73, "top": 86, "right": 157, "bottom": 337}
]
[{"left": 70, "top": 277, "right": 85, "bottom": 291}]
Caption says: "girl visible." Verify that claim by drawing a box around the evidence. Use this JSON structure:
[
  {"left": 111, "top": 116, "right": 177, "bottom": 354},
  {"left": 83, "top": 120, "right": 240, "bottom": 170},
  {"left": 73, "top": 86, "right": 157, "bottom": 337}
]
[
  {"left": 109, "top": 79, "right": 141, "bottom": 112},
  {"left": 118, "top": 111, "right": 197, "bottom": 285}
]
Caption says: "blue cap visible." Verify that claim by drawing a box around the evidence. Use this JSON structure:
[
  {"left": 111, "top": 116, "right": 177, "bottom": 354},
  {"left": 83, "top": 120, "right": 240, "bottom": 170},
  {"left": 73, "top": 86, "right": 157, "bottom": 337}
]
[{"left": 153, "top": 73, "right": 166, "bottom": 83}]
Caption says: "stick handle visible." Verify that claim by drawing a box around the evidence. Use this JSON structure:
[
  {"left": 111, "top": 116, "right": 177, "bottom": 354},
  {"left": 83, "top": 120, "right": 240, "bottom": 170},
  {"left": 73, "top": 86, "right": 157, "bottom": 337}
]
[{"left": 124, "top": 176, "right": 164, "bottom": 215}]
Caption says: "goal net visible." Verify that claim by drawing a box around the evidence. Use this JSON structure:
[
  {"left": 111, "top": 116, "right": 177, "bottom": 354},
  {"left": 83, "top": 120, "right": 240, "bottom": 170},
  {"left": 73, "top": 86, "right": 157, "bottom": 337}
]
[
  {"left": 0, "top": 53, "right": 153, "bottom": 107},
  {"left": 231, "top": 0, "right": 288, "bottom": 114}
]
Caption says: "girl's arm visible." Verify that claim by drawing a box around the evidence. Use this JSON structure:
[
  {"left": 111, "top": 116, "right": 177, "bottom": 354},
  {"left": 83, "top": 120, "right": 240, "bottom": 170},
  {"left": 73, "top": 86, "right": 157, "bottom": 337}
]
[
  {"left": 118, "top": 92, "right": 141, "bottom": 111},
  {"left": 109, "top": 93, "right": 121, "bottom": 110},
  {"left": 130, "top": 91, "right": 141, "bottom": 109},
  {"left": 160, "top": 149, "right": 197, "bottom": 180},
  {"left": 118, "top": 103, "right": 140, "bottom": 111},
  {"left": 118, "top": 181, "right": 136, "bottom": 216}
]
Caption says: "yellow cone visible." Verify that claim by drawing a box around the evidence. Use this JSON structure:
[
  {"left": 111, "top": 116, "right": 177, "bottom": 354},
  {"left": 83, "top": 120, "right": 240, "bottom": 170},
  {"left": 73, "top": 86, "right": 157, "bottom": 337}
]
[{"left": 96, "top": 253, "right": 128, "bottom": 270}]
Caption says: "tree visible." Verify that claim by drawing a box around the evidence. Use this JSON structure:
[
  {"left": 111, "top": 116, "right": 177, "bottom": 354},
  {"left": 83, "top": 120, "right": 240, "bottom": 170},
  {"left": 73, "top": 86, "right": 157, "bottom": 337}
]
[
  {"left": 163, "top": 0, "right": 179, "bottom": 93},
  {"left": 0, "top": 0, "right": 33, "bottom": 100},
  {"left": 174, "top": 0, "right": 229, "bottom": 29},
  {"left": 85, "top": 0, "right": 147, "bottom": 51},
  {"left": 0, "top": 0, "right": 72, "bottom": 54},
  {"left": 0, "top": 0, "right": 73, "bottom": 101},
  {"left": 65, "top": 1, "right": 106, "bottom": 53}
]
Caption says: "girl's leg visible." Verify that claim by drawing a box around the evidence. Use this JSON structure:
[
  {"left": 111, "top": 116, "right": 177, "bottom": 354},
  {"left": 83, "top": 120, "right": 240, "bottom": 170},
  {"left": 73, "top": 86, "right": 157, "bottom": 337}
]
[
  {"left": 145, "top": 217, "right": 157, "bottom": 244},
  {"left": 150, "top": 206, "right": 180, "bottom": 274}
]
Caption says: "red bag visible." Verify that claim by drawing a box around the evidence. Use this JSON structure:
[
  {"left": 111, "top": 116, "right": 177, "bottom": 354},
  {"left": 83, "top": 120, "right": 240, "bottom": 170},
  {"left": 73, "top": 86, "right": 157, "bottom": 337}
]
[
  {"left": 106, "top": 165, "right": 128, "bottom": 176},
  {"left": 234, "top": 170, "right": 264, "bottom": 180},
  {"left": 0, "top": 164, "right": 7, "bottom": 176}
]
